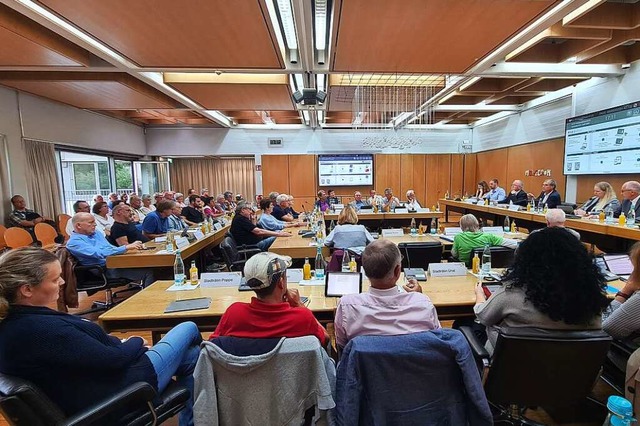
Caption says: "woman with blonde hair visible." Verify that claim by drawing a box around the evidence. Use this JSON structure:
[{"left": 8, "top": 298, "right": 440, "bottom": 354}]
[
  {"left": 324, "top": 205, "right": 374, "bottom": 249},
  {"left": 575, "top": 181, "right": 619, "bottom": 216}
]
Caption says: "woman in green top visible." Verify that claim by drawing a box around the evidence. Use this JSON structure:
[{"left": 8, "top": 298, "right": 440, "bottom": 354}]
[{"left": 451, "top": 214, "right": 518, "bottom": 264}]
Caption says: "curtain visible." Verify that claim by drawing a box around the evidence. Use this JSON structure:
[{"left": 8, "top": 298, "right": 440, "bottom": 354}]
[
  {"left": 0, "top": 135, "right": 10, "bottom": 226},
  {"left": 23, "top": 139, "right": 62, "bottom": 219},
  {"left": 171, "top": 157, "right": 256, "bottom": 200}
]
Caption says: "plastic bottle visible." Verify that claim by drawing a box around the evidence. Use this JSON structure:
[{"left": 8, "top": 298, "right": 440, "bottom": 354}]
[
  {"left": 329, "top": 220, "right": 336, "bottom": 232},
  {"left": 303, "top": 257, "right": 311, "bottom": 280},
  {"left": 431, "top": 220, "right": 437, "bottom": 234},
  {"left": 166, "top": 232, "right": 175, "bottom": 254},
  {"left": 418, "top": 221, "right": 424, "bottom": 235},
  {"left": 189, "top": 260, "right": 198, "bottom": 285},
  {"left": 314, "top": 246, "right": 326, "bottom": 280},
  {"left": 619, "top": 211, "right": 627, "bottom": 226},
  {"left": 543, "top": 203, "right": 549, "bottom": 214},
  {"left": 526, "top": 201, "right": 532, "bottom": 212},
  {"left": 627, "top": 207, "right": 636, "bottom": 227},
  {"left": 444, "top": 190, "right": 450, "bottom": 200},
  {"left": 599, "top": 210, "right": 606, "bottom": 223},
  {"left": 537, "top": 199, "right": 543, "bottom": 213},
  {"left": 410, "top": 218, "right": 417, "bottom": 236},
  {"left": 174, "top": 250, "right": 185, "bottom": 286},
  {"left": 349, "top": 255, "right": 357, "bottom": 272},
  {"left": 503, "top": 216, "right": 510, "bottom": 232},
  {"left": 481, "top": 244, "right": 491, "bottom": 277},
  {"left": 342, "top": 250, "right": 351, "bottom": 272},
  {"left": 472, "top": 253, "right": 480, "bottom": 274},
  {"left": 436, "top": 202, "right": 441, "bottom": 212},
  {"left": 510, "top": 220, "right": 517, "bottom": 233},
  {"left": 529, "top": 198, "right": 536, "bottom": 212},
  {"left": 602, "top": 395, "right": 634, "bottom": 425},
  {"left": 484, "top": 198, "right": 489, "bottom": 206},
  {"left": 605, "top": 205, "right": 615, "bottom": 224}
]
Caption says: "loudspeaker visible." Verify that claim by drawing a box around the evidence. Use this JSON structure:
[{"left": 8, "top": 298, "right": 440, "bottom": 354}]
[
  {"left": 316, "top": 90, "right": 327, "bottom": 104},
  {"left": 292, "top": 91, "right": 304, "bottom": 103},
  {"left": 292, "top": 89, "right": 328, "bottom": 105}
]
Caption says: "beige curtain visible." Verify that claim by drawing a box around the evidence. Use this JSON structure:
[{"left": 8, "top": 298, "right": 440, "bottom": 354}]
[
  {"left": 0, "top": 136, "right": 10, "bottom": 226},
  {"left": 23, "top": 139, "right": 62, "bottom": 219},
  {"left": 171, "top": 157, "right": 256, "bottom": 200}
]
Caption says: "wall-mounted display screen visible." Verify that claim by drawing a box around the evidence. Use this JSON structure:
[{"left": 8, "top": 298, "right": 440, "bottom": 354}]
[
  {"left": 564, "top": 101, "right": 640, "bottom": 175},
  {"left": 318, "top": 154, "right": 373, "bottom": 186}
]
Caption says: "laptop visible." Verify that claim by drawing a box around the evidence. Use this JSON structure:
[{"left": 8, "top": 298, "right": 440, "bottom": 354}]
[
  {"left": 325, "top": 271, "right": 362, "bottom": 297},
  {"left": 604, "top": 254, "right": 634, "bottom": 280}
]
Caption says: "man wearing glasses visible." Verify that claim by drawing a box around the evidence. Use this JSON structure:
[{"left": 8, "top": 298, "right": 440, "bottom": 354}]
[
  {"left": 108, "top": 203, "right": 149, "bottom": 246},
  {"left": 230, "top": 202, "right": 291, "bottom": 251},
  {"left": 614, "top": 181, "right": 640, "bottom": 219}
]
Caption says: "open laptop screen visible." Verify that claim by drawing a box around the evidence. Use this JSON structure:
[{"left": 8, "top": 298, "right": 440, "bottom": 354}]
[
  {"left": 604, "top": 254, "right": 634, "bottom": 276},
  {"left": 325, "top": 272, "right": 362, "bottom": 297}
]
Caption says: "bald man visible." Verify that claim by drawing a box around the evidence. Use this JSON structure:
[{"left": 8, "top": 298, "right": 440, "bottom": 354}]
[
  {"left": 544, "top": 209, "right": 580, "bottom": 240},
  {"left": 614, "top": 181, "right": 640, "bottom": 220},
  {"left": 498, "top": 180, "right": 528, "bottom": 207}
]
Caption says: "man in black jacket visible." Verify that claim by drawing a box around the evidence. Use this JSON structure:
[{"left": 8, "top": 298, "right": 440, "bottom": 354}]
[
  {"left": 499, "top": 180, "right": 528, "bottom": 207},
  {"left": 527, "top": 179, "right": 562, "bottom": 209}
]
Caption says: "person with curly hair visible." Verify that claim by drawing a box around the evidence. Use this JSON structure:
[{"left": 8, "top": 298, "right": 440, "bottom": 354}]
[{"left": 473, "top": 226, "right": 608, "bottom": 354}]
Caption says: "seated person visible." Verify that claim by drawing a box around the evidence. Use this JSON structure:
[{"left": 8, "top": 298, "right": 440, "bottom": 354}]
[
  {"left": 223, "top": 191, "right": 237, "bottom": 212},
  {"left": 349, "top": 191, "right": 370, "bottom": 211},
  {"left": 327, "top": 189, "right": 340, "bottom": 206},
  {"left": 67, "top": 213, "right": 154, "bottom": 287},
  {"left": 285, "top": 195, "right": 302, "bottom": 219},
  {"left": 315, "top": 190, "right": 330, "bottom": 212},
  {"left": 174, "top": 193, "right": 187, "bottom": 208},
  {"left": 108, "top": 204, "right": 149, "bottom": 246},
  {"left": 0, "top": 247, "right": 201, "bottom": 425},
  {"left": 181, "top": 195, "right": 205, "bottom": 225},
  {"left": 210, "top": 252, "right": 328, "bottom": 346},
  {"left": 140, "top": 194, "right": 156, "bottom": 215},
  {"left": 485, "top": 179, "right": 506, "bottom": 202},
  {"left": 128, "top": 194, "right": 146, "bottom": 223},
  {"left": 451, "top": 214, "right": 518, "bottom": 264},
  {"left": 527, "top": 179, "right": 561, "bottom": 209},
  {"left": 498, "top": 180, "right": 528, "bottom": 207},
  {"left": 334, "top": 239, "right": 440, "bottom": 348},
  {"left": 66, "top": 200, "right": 104, "bottom": 237},
  {"left": 168, "top": 204, "right": 189, "bottom": 232},
  {"left": 230, "top": 202, "right": 291, "bottom": 251},
  {"left": 92, "top": 201, "right": 114, "bottom": 235},
  {"left": 9, "top": 195, "right": 61, "bottom": 241},
  {"left": 475, "top": 181, "right": 490, "bottom": 199},
  {"left": 405, "top": 190, "right": 422, "bottom": 210},
  {"left": 614, "top": 181, "right": 640, "bottom": 219},
  {"left": 324, "top": 205, "right": 374, "bottom": 249},
  {"left": 202, "top": 196, "right": 225, "bottom": 218},
  {"left": 544, "top": 209, "right": 580, "bottom": 240},
  {"left": 258, "top": 199, "right": 299, "bottom": 231},
  {"left": 272, "top": 194, "right": 294, "bottom": 222},
  {"left": 368, "top": 189, "right": 383, "bottom": 207},
  {"left": 575, "top": 181, "right": 619, "bottom": 216},
  {"left": 473, "top": 227, "right": 607, "bottom": 354},
  {"left": 141, "top": 200, "right": 173, "bottom": 239},
  {"left": 603, "top": 242, "right": 640, "bottom": 340},
  {"left": 381, "top": 188, "right": 401, "bottom": 212}
]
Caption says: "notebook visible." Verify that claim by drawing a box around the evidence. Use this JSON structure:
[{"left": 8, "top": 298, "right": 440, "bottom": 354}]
[
  {"left": 164, "top": 297, "right": 211, "bottom": 313},
  {"left": 325, "top": 272, "right": 362, "bottom": 297}
]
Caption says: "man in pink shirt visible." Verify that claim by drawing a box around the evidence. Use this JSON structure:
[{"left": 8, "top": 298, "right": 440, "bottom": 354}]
[{"left": 334, "top": 239, "right": 441, "bottom": 348}]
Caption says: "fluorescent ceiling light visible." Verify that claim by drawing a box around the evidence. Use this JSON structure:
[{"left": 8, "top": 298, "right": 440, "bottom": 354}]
[
  {"left": 302, "top": 110, "right": 310, "bottom": 124},
  {"left": 438, "top": 92, "right": 458, "bottom": 105},
  {"left": 329, "top": 74, "right": 446, "bottom": 87},
  {"left": 316, "top": 74, "right": 326, "bottom": 92},
  {"left": 163, "top": 73, "right": 288, "bottom": 84},
  {"left": 505, "top": 31, "right": 547, "bottom": 61},
  {"left": 294, "top": 74, "right": 305, "bottom": 90},
  {"left": 318, "top": 110, "right": 325, "bottom": 122},
  {"left": 315, "top": 0, "right": 327, "bottom": 50},
  {"left": 276, "top": 0, "right": 298, "bottom": 50},
  {"left": 390, "top": 112, "right": 413, "bottom": 126}
]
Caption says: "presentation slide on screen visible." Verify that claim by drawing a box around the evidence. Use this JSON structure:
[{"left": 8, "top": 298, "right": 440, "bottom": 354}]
[
  {"left": 318, "top": 154, "right": 373, "bottom": 186},
  {"left": 564, "top": 102, "right": 640, "bottom": 175}
]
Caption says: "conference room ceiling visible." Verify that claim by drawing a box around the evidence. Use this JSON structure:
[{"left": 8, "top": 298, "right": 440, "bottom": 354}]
[{"left": 0, "top": 0, "right": 635, "bottom": 129}]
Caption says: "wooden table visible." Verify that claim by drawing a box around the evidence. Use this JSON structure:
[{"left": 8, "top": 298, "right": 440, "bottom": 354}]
[
  {"left": 106, "top": 225, "right": 229, "bottom": 269},
  {"left": 99, "top": 273, "right": 488, "bottom": 342}
]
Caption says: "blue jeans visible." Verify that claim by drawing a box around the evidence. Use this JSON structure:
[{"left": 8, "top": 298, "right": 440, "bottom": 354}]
[
  {"left": 257, "top": 236, "right": 276, "bottom": 251},
  {"left": 144, "top": 321, "right": 202, "bottom": 426}
]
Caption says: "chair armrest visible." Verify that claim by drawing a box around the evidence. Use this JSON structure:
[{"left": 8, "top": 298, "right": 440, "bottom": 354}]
[
  {"left": 237, "top": 246, "right": 261, "bottom": 260},
  {"left": 73, "top": 264, "right": 107, "bottom": 274},
  {"left": 459, "top": 326, "right": 491, "bottom": 360},
  {"left": 64, "top": 382, "right": 156, "bottom": 426}
]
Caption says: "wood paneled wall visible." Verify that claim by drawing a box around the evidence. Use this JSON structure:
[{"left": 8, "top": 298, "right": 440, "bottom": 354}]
[
  {"left": 576, "top": 175, "right": 629, "bottom": 204},
  {"left": 261, "top": 153, "right": 467, "bottom": 211}
]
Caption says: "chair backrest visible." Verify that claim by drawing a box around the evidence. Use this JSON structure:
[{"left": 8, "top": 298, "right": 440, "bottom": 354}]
[
  {"left": 0, "top": 225, "right": 7, "bottom": 251},
  {"left": 34, "top": 223, "right": 58, "bottom": 247},
  {"left": 220, "top": 236, "right": 240, "bottom": 268},
  {"left": 326, "top": 249, "right": 362, "bottom": 273},
  {"left": 558, "top": 203, "right": 577, "bottom": 214},
  {"left": 485, "top": 327, "right": 611, "bottom": 407},
  {"left": 471, "top": 246, "right": 515, "bottom": 268},
  {"left": 397, "top": 242, "right": 443, "bottom": 269},
  {"left": 57, "top": 214, "right": 72, "bottom": 239},
  {"left": 0, "top": 372, "right": 66, "bottom": 426},
  {"left": 336, "top": 330, "right": 492, "bottom": 425},
  {"left": 4, "top": 228, "right": 33, "bottom": 249}
]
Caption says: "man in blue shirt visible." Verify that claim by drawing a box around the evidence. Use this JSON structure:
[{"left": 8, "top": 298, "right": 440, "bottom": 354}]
[
  {"left": 67, "top": 213, "right": 154, "bottom": 287},
  {"left": 349, "top": 191, "right": 370, "bottom": 211},
  {"left": 142, "top": 199, "right": 174, "bottom": 239},
  {"left": 485, "top": 178, "right": 506, "bottom": 202}
]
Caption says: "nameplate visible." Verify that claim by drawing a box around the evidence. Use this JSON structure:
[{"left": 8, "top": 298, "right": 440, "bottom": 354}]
[
  {"left": 477, "top": 199, "right": 485, "bottom": 205},
  {"left": 381, "top": 228, "right": 404, "bottom": 237},
  {"left": 154, "top": 236, "right": 167, "bottom": 243},
  {"left": 394, "top": 208, "right": 409, "bottom": 214},
  {"left": 175, "top": 236, "right": 190, "bottom": 249},
  {"left": 465, "top": 199, "right": 477, "bottom": 204},
  {"left": 444, "top": 227, "right": 462, "bottom": 236},
  {"left": 428, "top": 262, "right": 467, "bottom": 277},
  {"left": 286, "top": 268, "right": 303, "bottom": 282},
  {"left": 417, "top": 208, "right": 430, "bottom": 212},
  {"left": 193, "top": 229, "right": 205, "bottom": 241},
  {"left": 508, "top": 204, "right": 520, "bottom": 211},
  {"left": 333, "top": 204, "right": 344, "bottom": 210},
  {"left": 200, "top": 272, "right": 242, "bottom": 288},
  {"left": 482, "top": 227, "right": 504, "bottom": 236},
  {"left": 213, "top": 222, "right": 222, "bottom": 231}
]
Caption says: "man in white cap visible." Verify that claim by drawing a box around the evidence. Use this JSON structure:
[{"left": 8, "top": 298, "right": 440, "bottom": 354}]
[{"left": 210, "top": 252, "right": 329, "bottom": 345}]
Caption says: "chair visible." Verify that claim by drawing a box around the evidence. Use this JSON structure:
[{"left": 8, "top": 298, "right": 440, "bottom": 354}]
[
  {"left": 326, "top": 248, "right": 362, "bottom": 272},
  {"left": 0, "top": 225, "right": 7, "bottom": 253},
  {"left": 557, "top": 203, "right": 577, "bottom": 214},
  {"left": 460, "top": 326, "right": 612, "bottom": 425},
  {"left": 58, "top": 214, "right": 72, "bottom": 240},
  {"left": 4, "top": 228, "right": 33, "bottom": 249},
  {"left": 34, "top": 222, "right": 58, "bottom": 248},
  {"left": 219, "top": 236, "right": 261, "bottom": 272},
  {"left": 397, "top": 241, "right": 443, "bottom": 269},
  {"left": 471, "top": 246, "right": 515, "bottom": 268},
  {"left": 0, "top": 373, "right": 189, "bottom": 426},
  {"left": 336, "top": 330, "right": 492, "bottom": 425}
]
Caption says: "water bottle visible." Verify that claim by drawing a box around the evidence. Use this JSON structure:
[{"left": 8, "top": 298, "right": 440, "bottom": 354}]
[
  {"left": 605, "top": 205, "right": 615, "bottom": 224},
  {"left": 430, "top": 220, "right": 437, "bottom": 235},
  {"left": 329, "top": 220, "right": 336, "bottom": 232},
  {"left": 537, "top": 199, "right": 543, "bottom": 213},
  {"left": 166, "top": 232, "right": 175, "bottom": 254},
  {"left": 481, "top": 244, "right": 491, "bottom": 277},
  {"left": 342, "top": 250, "right": 351, "bottom": 272},
  {"left": 410, "top": 218, "right": 417, "bottom": 236},
  {"left": 602, "top": 395, "right": 634, "bottom": 425},
  {"left": 543, "top": 203, "right": 549, "bottom": 214},
  {"left": 314, "top": 246, "right": 325, "bottom": 280},
  {"left": 174, "top": 250, "right": 185, "bottom": 286},
  {"left": 627, "top": 206, "right": 636, "bottom": 227},
  {"left": 503, "top": 216, "right": 510, "bottom": 232}
]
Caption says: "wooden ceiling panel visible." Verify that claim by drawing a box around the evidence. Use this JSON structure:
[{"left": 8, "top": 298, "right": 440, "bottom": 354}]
[
  {"left": 95, "top": 109, "right": 221, "bottom": 126},
  {"left": 167, "top": 83, "right": 295, "bottom": 110},
  {"left": 332, "top": 0, "right": 558, "bottom": 73},
  {"left": 517, "top": 78, "right": 587, "bottom": 92},
  {"left": 38, "top": 0, "right": 284, "bottom": 69},
  {"left": 563, "top": 3, "right": 640, "bottom": 30},
  {"left": 440, "top": 95, "right": 487, "bottom": 106},
  {"left": 460, "top": 78, "right": 528, "bottom": 93},
  {"left": 487, "top": 95, "right": 539, "bottom": 105}
]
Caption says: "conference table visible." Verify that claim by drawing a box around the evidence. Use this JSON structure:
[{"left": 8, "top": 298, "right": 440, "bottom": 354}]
[
  {"left": 440, "top": 199, "right": 640, "bottom": 250},
  {"left": 322, "top": 210, "right": 443, "bottom": 232}
]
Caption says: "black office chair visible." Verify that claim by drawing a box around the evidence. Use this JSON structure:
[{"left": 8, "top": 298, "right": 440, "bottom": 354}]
[
  {"left": 470, "top": 246, "right": 515, "bottom": 268},
  {"left": 601, "top": 338, "right": 639, "bottom": 394},
  {"left": 220, "top": 236, "right": 261, "bottom": 272},
  {"left": 460, "top": 326, "right": 612, "bottom": 425},
  {"left": 397, "top": 241, "right": 443, "bottom": 269},
  {"left": 557, "top": 203, "right": 578, "bottom": 214},
  {"left": 0, "top": 373, "right": 189, "bottom": 426}
]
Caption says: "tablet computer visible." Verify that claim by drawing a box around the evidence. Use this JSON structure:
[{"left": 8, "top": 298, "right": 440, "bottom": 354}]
[
  {"left": 164, "top": 297, "right": 211, "bottom": 313},
  {"left": 325, "top": 272, "right": 362, "bottom": 297},
  {"left": 604, "top": 254, "right": 633, "bottom": 279}
]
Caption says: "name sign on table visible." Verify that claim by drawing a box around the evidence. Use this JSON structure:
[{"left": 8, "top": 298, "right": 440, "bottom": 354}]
[
  {"left": 394, "top": 208, "right": 409, "bottom": 214},
  {"left": 428, "top": 262, "right": 468, "bottom": 277},
  {"left": 175, "top": 236, "right": 190, "bottom": 250},
  {"left": 381, "top": 228, "right": 404, "bottom": 237},
  {"left": 192, "top": 229, "right": 205, "bottom": 241},
  {"left": 286, "top": 268, "right": 303, "bottom": 282},
  {"left": 508, "top": 204, "right": 520, "bottom": 211},
  {"left": 465, "top": 199, "right": 477, "bottom": 204},
  {"left": 444, "top": 227, "right": 462, "bottom": 236},
  {"left": 200, "top": 272, "right": 242, "bottom": 288},
  {"left": 213, "top": 222, "right": 222, "bottom": 231},
  {"left": 333, "top": 204, "right": 344, "bottom": 210},
  {"left": 481, "top": 226, "right": 504, "bottom": 236}
]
